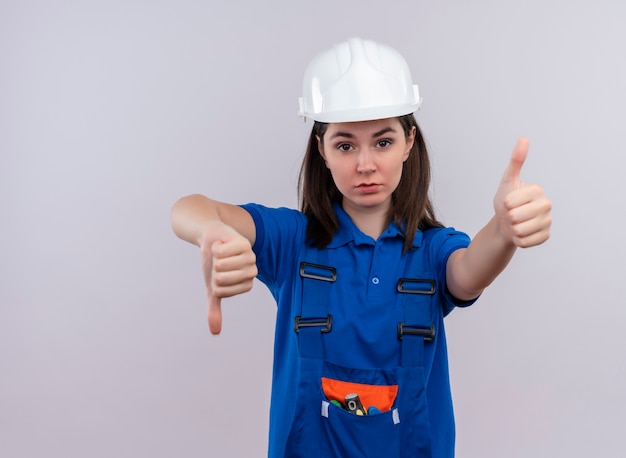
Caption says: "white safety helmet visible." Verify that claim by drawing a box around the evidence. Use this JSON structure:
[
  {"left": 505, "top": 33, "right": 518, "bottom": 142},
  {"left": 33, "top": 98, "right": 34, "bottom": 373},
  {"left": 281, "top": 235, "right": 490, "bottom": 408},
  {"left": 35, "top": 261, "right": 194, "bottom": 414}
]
[{"left": 298, "top": 37, "right": 422, "bottom": 123}]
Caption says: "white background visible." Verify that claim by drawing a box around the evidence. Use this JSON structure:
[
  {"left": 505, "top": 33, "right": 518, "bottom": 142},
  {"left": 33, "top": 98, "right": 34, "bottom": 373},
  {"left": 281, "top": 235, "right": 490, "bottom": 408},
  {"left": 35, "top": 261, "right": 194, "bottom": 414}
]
[{"left": 2, "top": 1, "right": 625, "bottom": 456}]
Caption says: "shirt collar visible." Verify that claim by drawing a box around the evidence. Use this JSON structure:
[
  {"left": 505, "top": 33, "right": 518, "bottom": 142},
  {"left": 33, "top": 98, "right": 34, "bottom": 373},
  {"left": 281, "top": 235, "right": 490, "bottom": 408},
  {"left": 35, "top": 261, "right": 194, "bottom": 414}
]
[{"left": 326, "top": 203, "right": 423, "bottom": 248}]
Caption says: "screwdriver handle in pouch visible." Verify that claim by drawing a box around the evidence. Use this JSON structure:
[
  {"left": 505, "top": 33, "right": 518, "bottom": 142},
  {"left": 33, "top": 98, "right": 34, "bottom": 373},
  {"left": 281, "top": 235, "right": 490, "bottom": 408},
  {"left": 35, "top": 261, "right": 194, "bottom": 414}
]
[{"left": 345, "top": 393, "right": 366, "bottom": 416}]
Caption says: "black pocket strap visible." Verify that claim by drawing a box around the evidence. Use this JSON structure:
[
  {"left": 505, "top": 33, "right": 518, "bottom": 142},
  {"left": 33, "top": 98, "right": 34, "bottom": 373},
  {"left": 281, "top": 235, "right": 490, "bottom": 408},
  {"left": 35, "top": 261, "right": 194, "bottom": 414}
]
[
  {"left": 296, "top": 261, "right": 335, "bottom": 359},
  {"left": 397, "top": 278, "right": 436, "bottom": 368}
]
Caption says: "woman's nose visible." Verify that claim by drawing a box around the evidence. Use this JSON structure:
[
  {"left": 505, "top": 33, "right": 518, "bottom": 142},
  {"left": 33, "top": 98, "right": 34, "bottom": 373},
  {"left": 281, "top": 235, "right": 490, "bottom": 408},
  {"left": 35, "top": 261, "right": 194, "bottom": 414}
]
[{"left": 356, "top": 150, "right": 376, "bottom": 173}]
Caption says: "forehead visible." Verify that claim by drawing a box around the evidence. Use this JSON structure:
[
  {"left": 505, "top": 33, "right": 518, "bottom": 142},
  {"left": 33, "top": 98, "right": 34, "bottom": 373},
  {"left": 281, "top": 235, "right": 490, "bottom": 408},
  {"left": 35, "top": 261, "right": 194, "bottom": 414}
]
[{"left": 325, "top": 118, "right": 403, "bottom": 138}]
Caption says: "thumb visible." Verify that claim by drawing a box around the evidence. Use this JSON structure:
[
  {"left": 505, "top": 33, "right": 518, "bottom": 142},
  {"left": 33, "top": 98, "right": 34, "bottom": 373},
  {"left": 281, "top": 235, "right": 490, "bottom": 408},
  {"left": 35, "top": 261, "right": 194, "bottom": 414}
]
[
  {"left": 201, "top": 229, "right": 228, "bottom": 335},
  {"left": 208, "top": 292, "right": 222, "bottom": 335},
  {"left": 501, "top": 137, "right": 529, "bottom": 187}
]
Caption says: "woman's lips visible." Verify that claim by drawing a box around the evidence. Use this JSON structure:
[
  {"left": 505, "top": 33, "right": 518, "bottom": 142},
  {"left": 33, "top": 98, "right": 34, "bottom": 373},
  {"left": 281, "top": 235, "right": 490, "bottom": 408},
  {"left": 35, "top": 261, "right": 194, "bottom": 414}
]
[{"left": 356, "top": 183, "right": 381, "bottom": 193}]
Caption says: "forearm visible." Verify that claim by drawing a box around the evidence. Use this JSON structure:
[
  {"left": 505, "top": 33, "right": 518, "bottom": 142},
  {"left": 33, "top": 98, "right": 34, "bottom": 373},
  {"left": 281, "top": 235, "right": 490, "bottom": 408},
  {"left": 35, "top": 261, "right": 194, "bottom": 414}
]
[
  {"left": 171, "top": 194, "right": 222, "bottom": 247},
  {"left": 446, "top": 216, "right": 517, "bottom": 301},
  {"left": 171, "top": 194, "right": 256, "bottom": 248}
]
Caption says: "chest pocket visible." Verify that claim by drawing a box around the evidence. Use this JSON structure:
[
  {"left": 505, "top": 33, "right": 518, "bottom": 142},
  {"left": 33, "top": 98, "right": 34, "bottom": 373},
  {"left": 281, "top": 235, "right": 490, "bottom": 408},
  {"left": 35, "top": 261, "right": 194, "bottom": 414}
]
[{"left": 284, "top": 245, "right": 440, "bottom": 458}]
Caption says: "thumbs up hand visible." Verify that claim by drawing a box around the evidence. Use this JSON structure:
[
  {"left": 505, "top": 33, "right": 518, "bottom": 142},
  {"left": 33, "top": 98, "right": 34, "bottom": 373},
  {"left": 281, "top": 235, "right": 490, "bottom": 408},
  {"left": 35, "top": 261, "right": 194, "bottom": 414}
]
[
  {"left": 493, "top": 138, "right": 552, "bottom": 248},
  {"left": 200, "top": 222, "right": 258, "bottom": 334}
]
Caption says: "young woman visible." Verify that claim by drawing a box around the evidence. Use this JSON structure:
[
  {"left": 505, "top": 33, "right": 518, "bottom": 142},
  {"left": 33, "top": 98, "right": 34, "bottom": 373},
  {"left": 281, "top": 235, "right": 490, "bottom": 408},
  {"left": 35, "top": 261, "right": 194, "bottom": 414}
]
[{"left": 171, "top": 38, "right": 552, "bottom": 457}]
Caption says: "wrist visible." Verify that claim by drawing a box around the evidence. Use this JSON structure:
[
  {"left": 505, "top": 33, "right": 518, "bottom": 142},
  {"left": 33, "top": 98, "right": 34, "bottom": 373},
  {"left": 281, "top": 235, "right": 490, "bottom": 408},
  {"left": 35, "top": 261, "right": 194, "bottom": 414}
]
[{"left": 198, "top": 220, "right": 227, "bottom": 248}]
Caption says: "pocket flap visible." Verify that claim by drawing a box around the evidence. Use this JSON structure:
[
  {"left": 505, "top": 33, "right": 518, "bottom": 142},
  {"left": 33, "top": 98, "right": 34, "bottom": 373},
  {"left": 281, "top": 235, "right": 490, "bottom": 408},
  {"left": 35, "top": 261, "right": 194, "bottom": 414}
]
[{"left": 321, "top": 377, "right": 398, "bottom": 412}]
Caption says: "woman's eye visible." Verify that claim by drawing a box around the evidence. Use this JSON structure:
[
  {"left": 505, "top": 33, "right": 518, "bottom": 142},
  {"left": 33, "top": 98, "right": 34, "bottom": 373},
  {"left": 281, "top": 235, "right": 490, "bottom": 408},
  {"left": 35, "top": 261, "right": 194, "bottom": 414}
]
[
  {"left": 337, "top": 143, "right": 353, "bottom": 152},
  {"left": 377, "top": 139, "right": 392, "bottom": 148}
]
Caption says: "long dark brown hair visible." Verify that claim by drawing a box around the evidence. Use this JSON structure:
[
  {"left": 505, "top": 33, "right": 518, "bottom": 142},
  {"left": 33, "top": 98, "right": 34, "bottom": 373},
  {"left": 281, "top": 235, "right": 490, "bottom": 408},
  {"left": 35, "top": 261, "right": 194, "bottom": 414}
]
[{"left": 298, "top": 114, "right": 443, "bottom": 252}]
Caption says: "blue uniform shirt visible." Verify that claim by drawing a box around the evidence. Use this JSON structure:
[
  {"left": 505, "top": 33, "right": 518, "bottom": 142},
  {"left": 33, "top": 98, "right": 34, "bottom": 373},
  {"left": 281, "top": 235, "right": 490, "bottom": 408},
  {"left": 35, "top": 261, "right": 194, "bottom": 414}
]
[{"left": 241, "top": 203, "right": 476, "bottom": 457}]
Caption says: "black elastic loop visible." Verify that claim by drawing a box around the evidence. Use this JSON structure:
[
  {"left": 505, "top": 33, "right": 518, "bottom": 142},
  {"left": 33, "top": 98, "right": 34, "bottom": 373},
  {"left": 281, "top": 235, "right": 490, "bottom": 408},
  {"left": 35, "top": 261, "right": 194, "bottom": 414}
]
[
  {"left": 397, "top": 278, "right": 436, "bottom": 295},
  {"left": 397, "top": 323, "right": 435, "bottom": 342},
  {"left": 299, "top": 262, "right": 337, "bottom": 282},
  {"left": 294, "top": 315, "right": 333, "bottom": 333}
]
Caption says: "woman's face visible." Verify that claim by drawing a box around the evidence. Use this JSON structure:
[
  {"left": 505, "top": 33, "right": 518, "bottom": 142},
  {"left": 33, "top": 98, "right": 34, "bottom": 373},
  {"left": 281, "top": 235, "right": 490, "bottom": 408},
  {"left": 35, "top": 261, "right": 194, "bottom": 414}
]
[{"left": 318, "top": 117, "right": 415, "bottom": 217}]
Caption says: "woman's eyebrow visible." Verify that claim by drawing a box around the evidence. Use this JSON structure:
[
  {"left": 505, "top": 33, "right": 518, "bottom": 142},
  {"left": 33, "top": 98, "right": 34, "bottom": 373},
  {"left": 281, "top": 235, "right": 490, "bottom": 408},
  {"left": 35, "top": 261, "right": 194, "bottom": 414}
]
[
  {"left": 328, "top": 127, "right": 397, "bottom": 141},
  {"left": 372, "top": 127, "right": 396, "bottom": 137},
  {"left": 328, "top": 131, "right": 355, "bottom": 140}
]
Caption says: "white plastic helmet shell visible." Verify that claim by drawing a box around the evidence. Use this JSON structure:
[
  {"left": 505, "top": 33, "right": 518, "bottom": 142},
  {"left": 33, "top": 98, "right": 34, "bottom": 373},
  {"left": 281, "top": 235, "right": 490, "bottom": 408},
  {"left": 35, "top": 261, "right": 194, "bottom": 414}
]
[{"left": 298, "top": 37, "right": 422, "bottom": 123}]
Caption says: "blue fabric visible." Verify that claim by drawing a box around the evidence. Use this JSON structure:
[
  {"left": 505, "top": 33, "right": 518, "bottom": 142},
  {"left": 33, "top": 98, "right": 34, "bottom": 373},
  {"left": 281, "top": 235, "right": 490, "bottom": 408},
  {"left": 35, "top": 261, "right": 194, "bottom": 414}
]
[{"left": 240, "top": 203, "right": 476, "bottom": 457}]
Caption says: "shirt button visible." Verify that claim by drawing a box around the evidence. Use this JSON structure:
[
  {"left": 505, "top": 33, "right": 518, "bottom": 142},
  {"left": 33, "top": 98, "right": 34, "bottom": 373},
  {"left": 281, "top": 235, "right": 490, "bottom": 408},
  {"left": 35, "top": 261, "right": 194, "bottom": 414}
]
[{"left": 371, "top": 277, "right": 380, "bottom": 285}]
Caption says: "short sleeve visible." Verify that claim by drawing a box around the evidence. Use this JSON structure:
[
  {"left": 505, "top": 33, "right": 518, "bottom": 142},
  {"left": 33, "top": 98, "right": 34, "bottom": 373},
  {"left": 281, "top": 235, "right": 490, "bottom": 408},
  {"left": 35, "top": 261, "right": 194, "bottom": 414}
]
[
  {"left": 427, "top": 227, "right": 478, "bottom": 316},
  {"left": 239, "top": 204, "right": 307, "bottom": 296}
]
